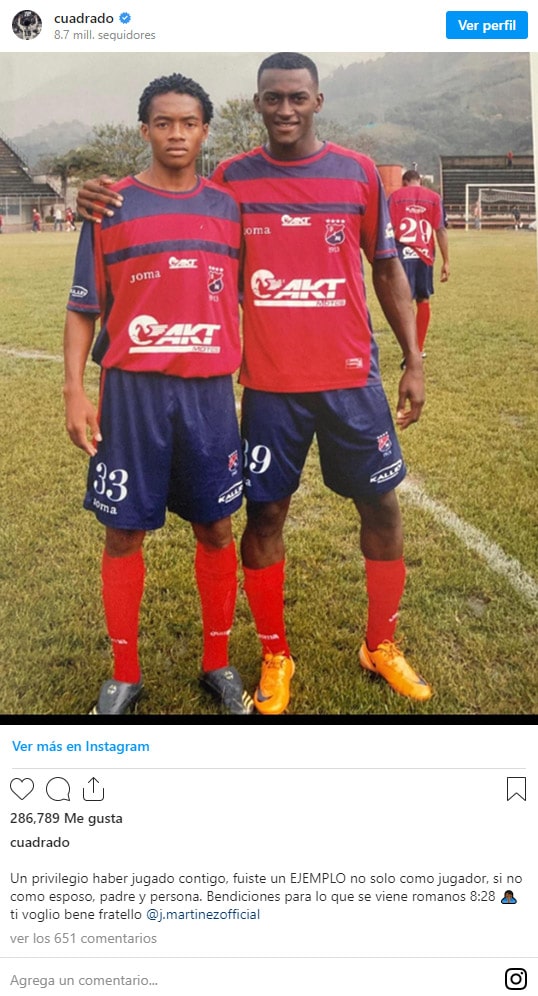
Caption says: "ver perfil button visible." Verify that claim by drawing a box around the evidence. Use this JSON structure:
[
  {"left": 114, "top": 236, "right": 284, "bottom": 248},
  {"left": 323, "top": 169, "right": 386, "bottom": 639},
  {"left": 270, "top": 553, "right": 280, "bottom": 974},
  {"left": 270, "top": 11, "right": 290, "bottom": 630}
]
[{"left": 446, "top": 11, "right": 528, "bottom": 38}]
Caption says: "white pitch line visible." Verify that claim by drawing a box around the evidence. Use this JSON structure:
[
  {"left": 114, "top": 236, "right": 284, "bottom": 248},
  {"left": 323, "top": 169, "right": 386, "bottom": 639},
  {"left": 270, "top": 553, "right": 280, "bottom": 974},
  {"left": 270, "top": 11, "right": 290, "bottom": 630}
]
[
  {"left": 1, "top": 347, "right": 62, "bottom": 362},
  {"left": 399, "top": 478, "right": 538, "bottom": 605}
]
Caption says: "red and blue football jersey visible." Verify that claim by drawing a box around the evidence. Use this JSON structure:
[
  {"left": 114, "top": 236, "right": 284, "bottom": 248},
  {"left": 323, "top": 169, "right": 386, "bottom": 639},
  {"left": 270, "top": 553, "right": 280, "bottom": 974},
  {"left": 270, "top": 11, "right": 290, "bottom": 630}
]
[
  {"left": 212, "top": 142, "right": 397, "bottom": 393},
  {"left": 388, "top": 185, "right": 446, "bottom": 266},
  {"left": 67, "top": 176, "right": 241, "bottom": 378}
]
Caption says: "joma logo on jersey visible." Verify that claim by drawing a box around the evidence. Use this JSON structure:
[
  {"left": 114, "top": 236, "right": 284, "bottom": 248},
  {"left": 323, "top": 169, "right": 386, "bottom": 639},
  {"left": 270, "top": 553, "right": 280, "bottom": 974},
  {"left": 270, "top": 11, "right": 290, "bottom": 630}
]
[
  {"left": 251, "top": 269, "right": 346, "bottom": 307},
  {"left": 129, "top": 269, "right": 161, "bottom": 284},
  {"left": 128, "top": 314, "right": 221, "bottom": 353}
]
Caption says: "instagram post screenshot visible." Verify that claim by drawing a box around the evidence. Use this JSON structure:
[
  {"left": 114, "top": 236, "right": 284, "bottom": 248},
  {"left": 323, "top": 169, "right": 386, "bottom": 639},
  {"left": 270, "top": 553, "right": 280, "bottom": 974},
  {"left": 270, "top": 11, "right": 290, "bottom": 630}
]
[
  {"left": 0, "top": 2, "right": 536, "bottom": 720},
  {"left": 1, "top": 3, "right": 537, "bottom": 720},
  {"left": 0, "top": 724, "right": 535, "bottom": 994},
  {"left": 0, "top": 6, "right": 536, "bottom": 995}
]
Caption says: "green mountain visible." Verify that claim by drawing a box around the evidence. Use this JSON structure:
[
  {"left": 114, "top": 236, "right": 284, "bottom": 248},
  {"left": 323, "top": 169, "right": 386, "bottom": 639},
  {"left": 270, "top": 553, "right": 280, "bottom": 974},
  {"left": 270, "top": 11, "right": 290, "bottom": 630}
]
[
  {"left": 320, "top": 52, "right": 532, "bottom": 178},
  {"left": 11, "top": 52, "right": 533, "bottom": 180}
]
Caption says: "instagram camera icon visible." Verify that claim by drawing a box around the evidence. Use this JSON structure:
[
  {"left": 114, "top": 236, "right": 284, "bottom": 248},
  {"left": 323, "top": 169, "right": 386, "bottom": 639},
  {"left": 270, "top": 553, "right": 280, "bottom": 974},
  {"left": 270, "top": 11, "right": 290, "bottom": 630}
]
[{"left": 505, "top": 969, "right": 527, "bottom": 990}]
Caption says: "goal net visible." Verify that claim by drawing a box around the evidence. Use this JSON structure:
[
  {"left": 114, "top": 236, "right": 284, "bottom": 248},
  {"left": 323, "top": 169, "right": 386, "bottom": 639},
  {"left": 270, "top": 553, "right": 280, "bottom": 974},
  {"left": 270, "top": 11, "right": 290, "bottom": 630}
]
[{"left": 479, "top": 187, "right": 535, "bottom": 209}]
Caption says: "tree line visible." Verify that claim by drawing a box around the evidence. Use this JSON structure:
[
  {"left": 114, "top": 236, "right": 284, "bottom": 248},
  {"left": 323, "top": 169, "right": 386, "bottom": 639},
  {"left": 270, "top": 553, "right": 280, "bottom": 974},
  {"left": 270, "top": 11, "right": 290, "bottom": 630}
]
[{"left": 38, "top": 98, "right": 374, "bottom": 199}]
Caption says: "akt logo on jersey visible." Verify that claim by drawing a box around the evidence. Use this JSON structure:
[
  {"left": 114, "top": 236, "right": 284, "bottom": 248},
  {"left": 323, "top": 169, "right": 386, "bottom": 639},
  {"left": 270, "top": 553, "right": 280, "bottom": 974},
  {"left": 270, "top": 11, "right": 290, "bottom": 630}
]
[
  {"left": 402, "top": 246, "right": 419, "bottom": 260},
  {"left": 128, "top": 314, "right": 221, "bottom": 353},
  {"left": 251, "top": 269, "right": 346, "bottom": 308},
  {"left": 169, "top": 256, "right": 198, "bottom": 269},
  {"left": 228, "top": 450, "right": 239, "bottom": 475},
  {"left": 281, "top": 214, "right": 311, "bottom": 227},
  {"left": 325, "top": 218, "right": 346, "bottom": 247}
]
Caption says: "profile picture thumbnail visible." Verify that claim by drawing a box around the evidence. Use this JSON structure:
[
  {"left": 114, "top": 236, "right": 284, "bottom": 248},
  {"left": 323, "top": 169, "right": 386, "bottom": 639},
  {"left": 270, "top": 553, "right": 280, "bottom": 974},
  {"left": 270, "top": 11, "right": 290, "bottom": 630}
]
[{"left": 12, "top": 10, "right": 42, "bottom": 40}]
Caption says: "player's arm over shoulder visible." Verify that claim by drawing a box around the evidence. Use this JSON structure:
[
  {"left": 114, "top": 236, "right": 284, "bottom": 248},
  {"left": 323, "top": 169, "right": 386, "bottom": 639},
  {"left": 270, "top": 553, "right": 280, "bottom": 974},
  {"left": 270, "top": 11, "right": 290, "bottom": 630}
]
[{"left": 76, "top": 174, "right": 123, "bottom": 221}]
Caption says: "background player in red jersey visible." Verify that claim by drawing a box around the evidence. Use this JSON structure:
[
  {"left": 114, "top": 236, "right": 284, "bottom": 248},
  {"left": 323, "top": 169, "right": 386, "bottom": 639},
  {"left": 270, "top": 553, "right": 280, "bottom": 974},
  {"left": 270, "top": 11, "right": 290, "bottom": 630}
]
[
  {"left": 64, "top": 74, "right": 252, "bottom": 716},
  {"left": 76, "top": 53, "right": 432, "bottom": 715},
  {"left": 388, "top": 169, "right": 450, "bottom": 361}
]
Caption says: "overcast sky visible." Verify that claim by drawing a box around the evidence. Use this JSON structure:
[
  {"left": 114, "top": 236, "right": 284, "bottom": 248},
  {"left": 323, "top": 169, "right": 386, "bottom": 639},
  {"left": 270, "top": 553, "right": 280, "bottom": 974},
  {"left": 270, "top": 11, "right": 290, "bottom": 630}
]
[{"left": 0, "top": 52, "right": 383, "bottom": 136}]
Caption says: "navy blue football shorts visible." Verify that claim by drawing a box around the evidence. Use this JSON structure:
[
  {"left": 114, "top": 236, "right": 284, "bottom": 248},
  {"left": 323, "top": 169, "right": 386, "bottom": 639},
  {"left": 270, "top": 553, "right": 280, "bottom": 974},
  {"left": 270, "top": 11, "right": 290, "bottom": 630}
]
[
  {"left": 398, "top": 247, "right": 434, "bottom": 300},
  {"left": 84, "top": 369, "right": 243, "bottom": 530},
  {"left": 241, "top": 385, "right": 406, "bottom": 503}
]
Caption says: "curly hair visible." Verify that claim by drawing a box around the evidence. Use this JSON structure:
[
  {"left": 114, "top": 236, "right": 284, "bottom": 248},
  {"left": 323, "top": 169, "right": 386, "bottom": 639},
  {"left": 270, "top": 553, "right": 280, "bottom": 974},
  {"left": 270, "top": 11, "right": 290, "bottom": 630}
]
[{"left": 138, "top": 73, "right": 213, "bottom": 125}]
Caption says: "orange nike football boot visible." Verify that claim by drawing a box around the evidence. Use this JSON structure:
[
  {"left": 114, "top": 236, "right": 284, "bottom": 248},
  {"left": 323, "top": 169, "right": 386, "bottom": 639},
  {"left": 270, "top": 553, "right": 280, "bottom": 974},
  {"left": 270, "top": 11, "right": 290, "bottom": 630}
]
[
  {"left": 359, "top": 641, "right": 432, "bottom": 701},
  {"left": 254, "top": 651, "right": 295, "bottom": 715}
]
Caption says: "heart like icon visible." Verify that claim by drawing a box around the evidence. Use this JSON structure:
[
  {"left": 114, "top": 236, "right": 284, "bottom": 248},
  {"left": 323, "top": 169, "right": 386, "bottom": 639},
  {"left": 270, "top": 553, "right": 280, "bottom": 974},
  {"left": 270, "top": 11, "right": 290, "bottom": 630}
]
[{"left": 10, "top": 778, "right": 34, "bottom": 800}]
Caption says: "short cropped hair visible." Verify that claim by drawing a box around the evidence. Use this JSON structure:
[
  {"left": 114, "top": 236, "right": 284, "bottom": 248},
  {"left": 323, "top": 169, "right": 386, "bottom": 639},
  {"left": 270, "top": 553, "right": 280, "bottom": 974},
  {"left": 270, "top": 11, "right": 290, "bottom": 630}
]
[
  {"left": 402, "top": 169, "right": 421, "bottom": 184},
  {"left": 257, "top": 52, "right": 319, "bottom": 88},
  {"left": 138, "top": 73, "right": 213, "bottom": 125}
]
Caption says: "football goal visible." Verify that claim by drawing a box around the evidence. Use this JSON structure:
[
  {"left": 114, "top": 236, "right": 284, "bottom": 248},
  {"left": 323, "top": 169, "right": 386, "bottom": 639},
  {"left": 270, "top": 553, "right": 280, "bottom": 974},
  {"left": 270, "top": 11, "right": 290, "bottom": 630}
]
[{"left": 465, "top": 183, "right": 535, "bottom": 229}]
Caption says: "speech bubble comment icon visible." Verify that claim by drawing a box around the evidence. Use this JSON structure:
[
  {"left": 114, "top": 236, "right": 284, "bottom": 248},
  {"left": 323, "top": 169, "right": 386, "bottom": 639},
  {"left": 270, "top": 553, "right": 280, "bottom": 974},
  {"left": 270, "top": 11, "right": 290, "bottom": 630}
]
[
  {"left": 10, "top": 778, "right": 34, "bottom": 800},
  {"left": 46, "top": 777, "right": 71, "bottom": 802}
]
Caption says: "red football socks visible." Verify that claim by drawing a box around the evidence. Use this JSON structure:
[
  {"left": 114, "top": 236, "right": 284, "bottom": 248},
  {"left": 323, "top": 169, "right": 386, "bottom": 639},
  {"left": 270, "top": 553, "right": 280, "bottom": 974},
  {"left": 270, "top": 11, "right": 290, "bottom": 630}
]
[
  {"left": 243, "top": 560, "right": 290, "bottom": 656},
  {"left": 195, "top": 540, "right": 238, "bottom": 672},
  {"left": 416, "top": 300, "right": 431, "bottom": 352},
  {"left": 365, "top": 557, "right": 406, "bottom": 651},
  {"left": 101, "top": 549, "right": 145, "bottom": 683}
]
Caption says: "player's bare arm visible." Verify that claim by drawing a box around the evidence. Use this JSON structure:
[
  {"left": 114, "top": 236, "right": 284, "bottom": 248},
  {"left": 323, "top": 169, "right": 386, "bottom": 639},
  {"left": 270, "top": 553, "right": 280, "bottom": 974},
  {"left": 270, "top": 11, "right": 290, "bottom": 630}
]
[
  {"left": 436, "top": 227, "right": 450, "bottom": 282},
  {"left": 76, "top": 175, "right": 123, "bottom": 222},
  {"left": 372, "top": 257, "right": 425, "bottom": 428},
  {"left": 63, "top": 310, "right": 102, "bottom": 456}
]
